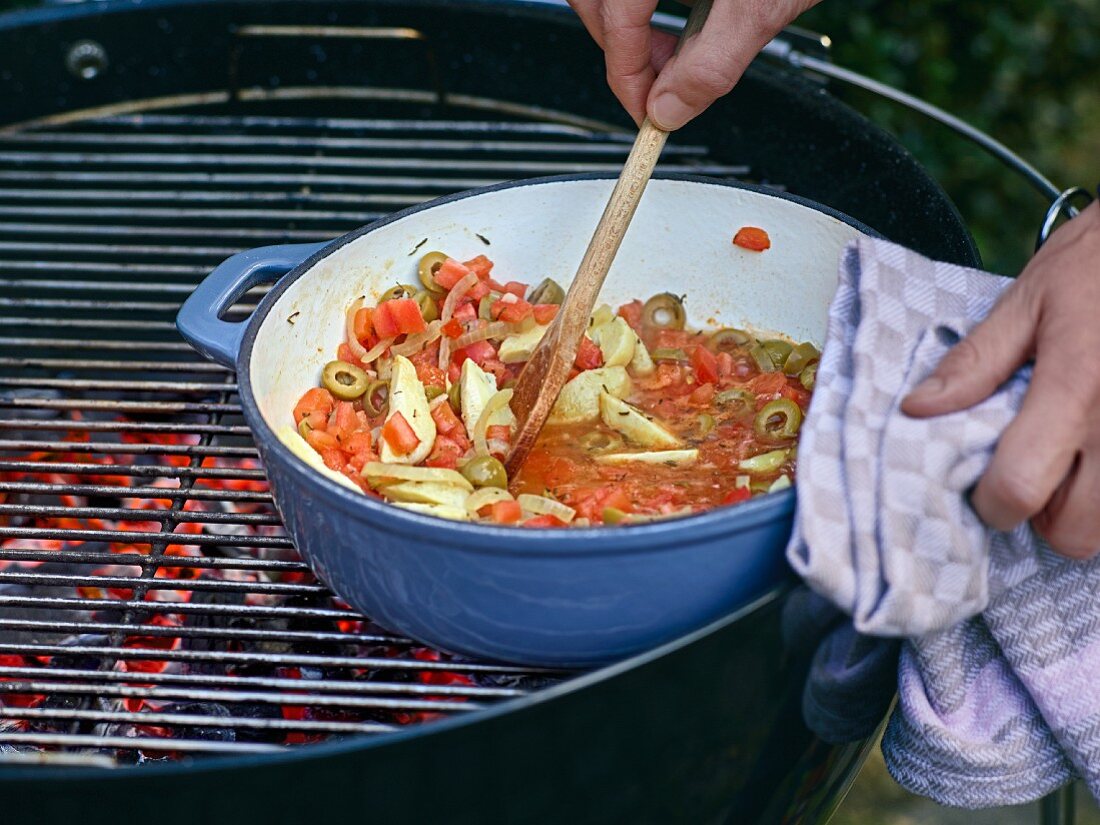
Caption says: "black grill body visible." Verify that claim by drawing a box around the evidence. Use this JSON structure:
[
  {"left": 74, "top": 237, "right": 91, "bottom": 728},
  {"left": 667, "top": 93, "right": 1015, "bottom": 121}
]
[{"left": 0, "top": 0, "right": 978, "bottom": 822}]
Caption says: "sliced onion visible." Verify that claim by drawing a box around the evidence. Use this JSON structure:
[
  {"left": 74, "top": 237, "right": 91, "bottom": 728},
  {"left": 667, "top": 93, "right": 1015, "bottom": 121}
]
[
  {"left": 362, "top": 462, "right": 473, "bottom": 492},
  {"left": 361, "top": 336, "right": 395, "bottom": 365},
  {"left": 345, "top": 297, "right": 367, "bottom": 361},
  {"left": 437, "top": 337, "right": 452, "bottom": 372},
  {"left": 465, "top": 487, "right": 514, "bottom": 515},
  {"left": 454, "top": 320, "right": 509, "bottom": 349},
  {"left": 473, "top": 388, "right": 513, "bottom": 456},
  {"left": 391, "top": 320, "right": 442, "bottom": 357},
  {"left": 517, "top": 493, "right": 576, "bottom": 523},
  {"left": 441, "top": 272, "right": 480, "bottom": 324}
]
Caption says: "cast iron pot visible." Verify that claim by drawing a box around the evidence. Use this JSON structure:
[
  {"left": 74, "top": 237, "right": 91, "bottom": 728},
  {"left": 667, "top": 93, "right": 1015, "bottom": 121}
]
[{"left": 177, "top": 174, "right": 871, "bottom": 666}]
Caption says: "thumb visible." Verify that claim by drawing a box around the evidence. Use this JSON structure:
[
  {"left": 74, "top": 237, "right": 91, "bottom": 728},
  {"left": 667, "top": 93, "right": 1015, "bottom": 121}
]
[
  {"left": 646, "top": 0, "right": 766, "bottom": 130},
  {"left": 901, "top": 285, "right": 1034, "bottom": 418}
]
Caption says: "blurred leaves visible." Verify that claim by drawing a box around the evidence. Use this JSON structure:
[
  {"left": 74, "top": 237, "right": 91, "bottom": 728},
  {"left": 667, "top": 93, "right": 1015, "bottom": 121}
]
[{"left": 797, "top": 0, "right": 1100, "bottom": 274}]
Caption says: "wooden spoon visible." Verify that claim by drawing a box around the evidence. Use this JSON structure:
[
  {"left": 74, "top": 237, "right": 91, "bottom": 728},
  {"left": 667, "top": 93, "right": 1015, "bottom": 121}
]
[{"left": 505, "top": 0, "right": 713, "bottom": 478}]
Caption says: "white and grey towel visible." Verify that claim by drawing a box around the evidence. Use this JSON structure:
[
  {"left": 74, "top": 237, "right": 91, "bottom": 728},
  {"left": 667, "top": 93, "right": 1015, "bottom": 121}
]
[{"left": 787, "top": 236, "right": 1100, "bottom": 808}]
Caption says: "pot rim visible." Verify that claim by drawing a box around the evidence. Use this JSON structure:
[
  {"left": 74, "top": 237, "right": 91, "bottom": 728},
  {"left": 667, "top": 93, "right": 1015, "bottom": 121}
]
[{"left": 237, "top": 172, "right": 876, "bottom": 554}]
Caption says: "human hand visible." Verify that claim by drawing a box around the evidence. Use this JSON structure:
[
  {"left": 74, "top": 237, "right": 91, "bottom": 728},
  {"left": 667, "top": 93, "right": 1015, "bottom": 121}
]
[
  {"left": 902, "top": 202, "right": 1100, "bottom": 558},
  {"left": 567, "top": 0, "right": 821, "bottom": 130}
]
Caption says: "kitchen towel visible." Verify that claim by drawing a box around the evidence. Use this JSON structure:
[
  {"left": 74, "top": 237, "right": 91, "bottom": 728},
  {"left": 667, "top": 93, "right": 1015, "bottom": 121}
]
[{"left": 786, "top": 235, "right": 1100, "bottom": 808}]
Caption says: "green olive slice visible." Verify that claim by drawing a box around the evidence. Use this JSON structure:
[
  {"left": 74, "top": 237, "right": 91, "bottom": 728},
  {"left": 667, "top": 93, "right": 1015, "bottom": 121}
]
[
  {"left": 415, "top": 290, "right": 439, "bottom": 323},
  {"left": 321, "top": 360, "right": 370, "bottom": 401},
  {"left": 379, "top": 284, "right": 419, "bottom": 303},
  {"left": 418, "top": 251, "right": 449, "bottom": 294},
  {"left": 460, "top": 455, "right": 508, "bottom": 489},
  {"left": 761, "top": 339, "right": 794, "bottom": 369},
  {"left": 754, "top": 398, "right": 803, "bottom": 440},
  {"left": 782, "top": 341, "right": 820, "bottom": 376},
  {"left": 707, "top": 328, "right": 754, "bottom": 353},
  {"left": 800, "top": 362, "right": 818, "bottom": 391},
  {"left": 642, "top": 293, "right": 686, "bottom": 330},
  {"left": 362, "top": 379, "right": 389, "bottom": 417},
  {"left": 528, "top": 278, "right": 565, "bottom": 305}
]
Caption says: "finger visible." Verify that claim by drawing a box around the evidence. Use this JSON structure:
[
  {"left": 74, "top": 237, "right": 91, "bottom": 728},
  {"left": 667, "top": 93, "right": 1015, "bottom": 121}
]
[
  {"left": 647, "top": 0, "right": 795, "bottom": 130},
  {"left": 901, "top": 283, "right": 1036, "bottom": 418},
  {"left": 650, "top": 28, "right": 678, "bottom": 74},
  {"left": 971, "top": 355, "right": 1089, "bottom": 531},
  {"left": 600, "top": 0, "right": 662, "bottom": 124},
  {"left": 568, "top": 0, "right": 607, "bottom": 48},
  {"left": 1032, "top": 450, "right": 1100, "bottom": 559}
]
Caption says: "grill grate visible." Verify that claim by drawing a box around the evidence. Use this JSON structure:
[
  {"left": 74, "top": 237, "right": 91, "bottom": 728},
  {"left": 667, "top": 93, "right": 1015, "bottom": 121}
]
[{"left": 0, "top": 100, "right": 747, "bottom": 766}]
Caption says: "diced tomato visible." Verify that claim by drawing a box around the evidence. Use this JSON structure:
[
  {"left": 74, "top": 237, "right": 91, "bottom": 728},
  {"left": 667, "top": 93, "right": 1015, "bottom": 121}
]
[
  {"left": 336, "top": 343, "right": 357, "bottom": 364},
  {"left": 486, "top": 424, "right": 511, "bottom": 442},
  {"left": 441, "top": 318, "right": 464, "bottom": 339},
  {"left": 330, "top": 401, "right": 359, "bottom": 443},
  {"left": 410, "top": 346, "right": 446, "bottom": 391},
  {"left": 381, "top": 412, "right": 420, "bottom": 456},
  {"left": 468, "top": 281, "right": 491, "bottom": 302},
  {"left": 716, "top": 351, "right": 735, "bottom": 379},
  {"left": 480, "top": 358, "right": 509, "bottom": 387},
  {"left": 434, "top": 258, "right": 472, "bottom": 290},
  {"left": 617, "top": 299, "right": 644, "bottom": 334},
  {"left": 522, "top": 514, "right": 566, "bottom": 528},
  {"left": 747, "top": 371, "right": 789, "bottom": 400},
  {"left": 431, "top": 400, "right": 465, "bottom": 435},
  {"left": 601, "top": 488, "right": 633, "bottom": 513},
  {"left": 532, "top": 304, "right": 558, "bottom": 325},
  {"left": 306, "top": 427, "right": 340, "bottom": 452},
  {"left": 453, "top": 302, "right": 477, "bottom": 323},
  {"left": 502, "top": 281, "right": 527, "bottom": 298},
  {"left": 294, "top": 387, "right": 335, "bottom": 425},
  {"left": 345, "top": 429, "right": 373, "bottom": 457},
  {"left": 454, "top": 339, "right": 496, "bottom": 367},
  {"left": 320, "top": 449, "right": 345, "bottom": 472},
  {"left": 353, "top": 307, "right": 373, "bottom": 342},
  {"left": 733, "top": 226, "right": 771, "bottom": 252},
  {"left": 424, "top": 435, "right": 464, "bottom": 469},
  {"left": 497, "top": 299, "right": 533, "bottom": 324},
  {"left": 780, "top": 382, "right": 812, "bottom": 410},
  {"left": 491, "top": 500, "right": 522, "bottom": 524},
  {"left": 374, "top": 298, "right": 427, "bottom": 338},
  {"left": 574, "top": 336, "right": 603, "bottom": 370},
  {"left": 722, "top": 486, "right": 753, "bottom": 505},
  {"left": 690, "top": 382, "right": 716, "bottom": 405},
  {"left": 463, "top": 255, "right": 494, "bottom": 280},
  {"left": 691, "top": 346, "right": 719, "bottom": 385}
]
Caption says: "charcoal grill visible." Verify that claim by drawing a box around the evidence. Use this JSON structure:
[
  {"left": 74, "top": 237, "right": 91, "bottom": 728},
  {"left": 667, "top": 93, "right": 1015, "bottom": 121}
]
[{"left": 0, "top": 0, "right": 1073, "bottom": 822}]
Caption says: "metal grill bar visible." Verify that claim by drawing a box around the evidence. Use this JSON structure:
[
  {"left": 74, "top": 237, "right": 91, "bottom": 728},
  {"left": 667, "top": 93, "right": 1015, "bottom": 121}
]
[
  {"left": 0, "top": 667, "right": 523, "bottom": 699},
  {"left": 4, "top": 707, "right": 396, "bottom": 735},
  {"left": 0, "top": 482, "right": 270, "bottom": 502},
  {"left": 0, "top": 643, "right": 555, "bottom": 675},
  {"left": 0, "top": 505, "right": 277, "bottom": 525},
  {"left": 0, "top": 683, "right": 483, "bottom": 712},
  {"left": 0, "top": 573, "right": 321, "bottom": 597},
  {"left": 0, "top": 732, "right": 288, "bottom": 755},
  {"left": 0, "top": 528, "right": 292, "bottom": 548},
  {"left": 0, "top": 618, "right": 404, "bottom": 645},
  {"left": 0, "top": 550, "right": 301, "bottom": 571}
]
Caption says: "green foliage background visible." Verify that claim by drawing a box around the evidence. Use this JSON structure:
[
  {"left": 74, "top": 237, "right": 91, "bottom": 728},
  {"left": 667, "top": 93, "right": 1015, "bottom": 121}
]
[{"left": 796, "top": 0, "right": 1100, "bottom": 274}]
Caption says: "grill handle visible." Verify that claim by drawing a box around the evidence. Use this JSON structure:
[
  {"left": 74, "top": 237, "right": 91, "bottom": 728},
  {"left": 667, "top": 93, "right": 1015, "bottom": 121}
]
[{"left": 177, "top": 242, "right": 327, "bottom": 368}]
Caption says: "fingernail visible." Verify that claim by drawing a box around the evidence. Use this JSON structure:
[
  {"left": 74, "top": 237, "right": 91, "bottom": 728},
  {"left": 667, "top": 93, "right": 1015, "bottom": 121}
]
[
  {"left": 650, "top": 93, "right": 693, "bottom": 131},
  {"left": 907, "top": 376, "right": 944, "bottom": 401}
]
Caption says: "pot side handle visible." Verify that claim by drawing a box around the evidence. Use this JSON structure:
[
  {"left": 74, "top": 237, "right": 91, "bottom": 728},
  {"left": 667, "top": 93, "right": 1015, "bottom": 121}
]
[{"left": 176, "top": 242, "right": 327, "bottom": 368}]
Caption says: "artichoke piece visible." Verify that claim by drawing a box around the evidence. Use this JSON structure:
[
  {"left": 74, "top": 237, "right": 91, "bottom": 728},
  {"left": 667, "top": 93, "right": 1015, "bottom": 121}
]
[
  {"left": 382, "top": 481, "right": 470, "bottom": 509},
  {"left": 595, "top": 449, "right": 699, "bottom": 466},
  {"left": 380, "top": 354, "right": 437, "bottom": 465},
  {"left": 590, "top": 316, "right": 636, "bottom": 368},
  {"left": 598, "top": 393, "right": 681, "bottom": 449},
  {"left": 498, "top": 323, "right": 549, "bottom": 364},
  {"left": 547, "top": 366, "right": 631, "bottom": 425}
]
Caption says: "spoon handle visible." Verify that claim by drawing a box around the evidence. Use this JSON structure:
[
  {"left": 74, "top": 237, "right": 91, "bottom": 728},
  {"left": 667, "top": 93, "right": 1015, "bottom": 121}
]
[{"left": 504, "top": 0, "right": 712, "bottom": 477}]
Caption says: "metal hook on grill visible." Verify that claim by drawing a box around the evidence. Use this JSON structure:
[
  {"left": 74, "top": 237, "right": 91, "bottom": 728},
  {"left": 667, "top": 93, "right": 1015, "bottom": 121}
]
[
  {"left": 225, "top": 25, "right": 448, "bottom": 110},
  {"left": 1035, "top": 185, "right": 1094, "bottom": 251}
]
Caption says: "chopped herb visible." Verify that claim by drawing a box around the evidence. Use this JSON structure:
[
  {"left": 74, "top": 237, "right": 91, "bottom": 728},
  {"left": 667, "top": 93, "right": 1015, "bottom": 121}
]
[
  {"left": 409, "top": 238, "right": 428, "bottom": 255},
  {"left": 287, "top": 311, "right": 300, "bottom": 325},
  {"left": 476, "top": 233, "right": 491, "bottom": 245}
]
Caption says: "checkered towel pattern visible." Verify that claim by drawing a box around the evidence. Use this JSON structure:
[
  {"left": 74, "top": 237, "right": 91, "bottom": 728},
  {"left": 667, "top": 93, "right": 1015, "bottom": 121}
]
[{"left": 786, "top": 236, "right": 1100, "bottom": 808}]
